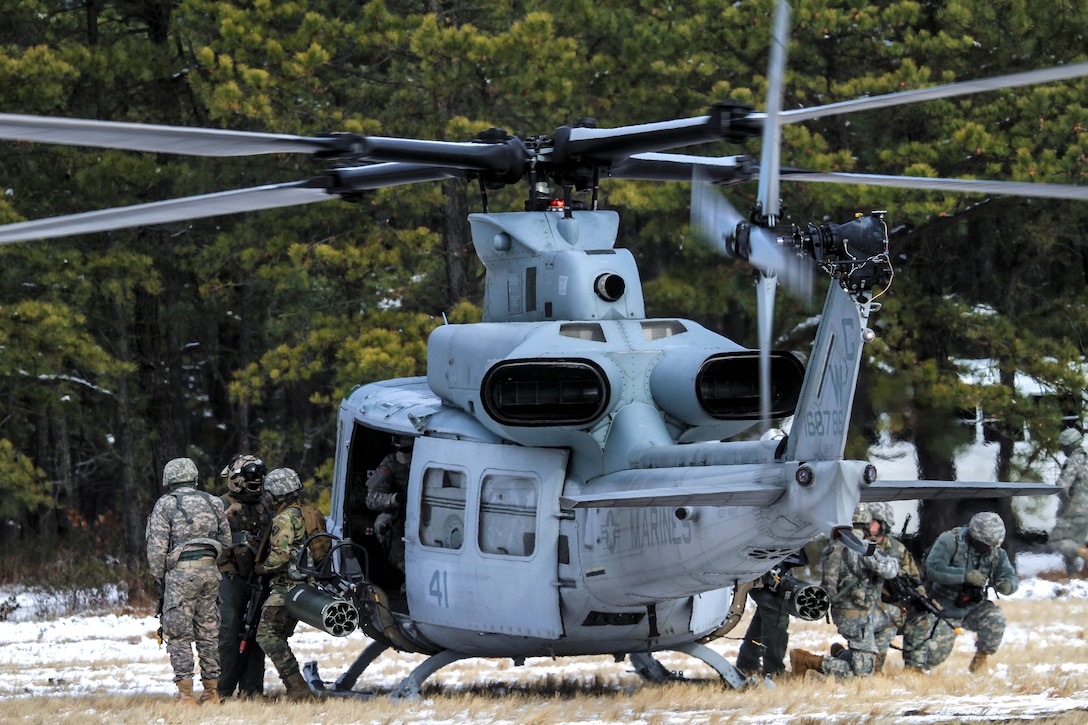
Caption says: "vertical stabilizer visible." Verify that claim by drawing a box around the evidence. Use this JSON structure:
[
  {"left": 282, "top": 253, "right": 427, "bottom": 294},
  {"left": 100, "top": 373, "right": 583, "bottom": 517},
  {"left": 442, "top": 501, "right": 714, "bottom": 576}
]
[{"left": 785, "top": 283, "right": 872, "bottom": 461}]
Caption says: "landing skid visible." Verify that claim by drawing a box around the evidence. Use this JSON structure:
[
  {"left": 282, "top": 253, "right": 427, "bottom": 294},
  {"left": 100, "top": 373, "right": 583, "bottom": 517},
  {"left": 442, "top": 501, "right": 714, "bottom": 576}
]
[
  {"left": 305, "top": 641, "right": 756, "bottom": 699},
  {"left": 629, "top": 643, "right": 755, "bottom": 690},
  {"left": 303, "top": 645, "right": 474, "bottom": 700}
]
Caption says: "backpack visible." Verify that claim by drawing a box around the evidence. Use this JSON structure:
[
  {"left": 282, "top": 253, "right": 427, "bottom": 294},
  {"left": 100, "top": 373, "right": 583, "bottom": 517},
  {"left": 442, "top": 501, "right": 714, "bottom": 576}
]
[{"left": 294, "top": 504, "right": 332, "bottom": 576}]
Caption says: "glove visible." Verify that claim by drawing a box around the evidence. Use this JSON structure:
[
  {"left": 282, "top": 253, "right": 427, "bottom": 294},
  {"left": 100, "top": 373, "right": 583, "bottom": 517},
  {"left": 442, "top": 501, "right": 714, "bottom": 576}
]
[
  {"left": 995, "top": 579, "right": 1014, "bottom": 595},
  {"left": 965, "top": 569, "right": 987, "bottom": 587}
]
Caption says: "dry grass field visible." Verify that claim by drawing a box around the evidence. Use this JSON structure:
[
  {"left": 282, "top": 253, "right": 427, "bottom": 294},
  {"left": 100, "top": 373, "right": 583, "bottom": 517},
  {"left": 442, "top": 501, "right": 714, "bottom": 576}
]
[{"left": 4, "top": 590, "right": 1088, "bottom": 724}]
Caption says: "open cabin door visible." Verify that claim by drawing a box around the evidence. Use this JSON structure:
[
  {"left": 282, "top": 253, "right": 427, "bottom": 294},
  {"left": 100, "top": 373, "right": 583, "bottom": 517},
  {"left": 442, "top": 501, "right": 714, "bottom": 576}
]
[{"left": 405, "top": 437, "right": 567, "bottom": 638}]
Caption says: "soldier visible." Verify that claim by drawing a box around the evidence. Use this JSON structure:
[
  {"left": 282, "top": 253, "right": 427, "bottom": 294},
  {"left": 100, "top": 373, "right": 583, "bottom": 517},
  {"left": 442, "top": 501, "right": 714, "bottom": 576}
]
[
  {"left": 145, "top": 457, "right": 231, "bottom": 705},
  {"left": 791, "top": 503, "right": 899, "bottom": 679},
  {"left": 366, "top": 435, "right": 413, "bottom": 576},
  {"left": 254, "top": 467, "right": 316, "bottom": 701},
  {"left": 1050, "top": 428, "right": 1088, "bottom": 577},
  {"left": 911, "top": 511, "right": 1018, "bottom": 674},
  {"left": 735, "top": 550, "right": 808, "bottom": 680},
  {"left": 866, "top": 502, "right": 926, "bottom": 671},
  {"left": 216, "top": 455, "right": 270, "bottom": 699}
]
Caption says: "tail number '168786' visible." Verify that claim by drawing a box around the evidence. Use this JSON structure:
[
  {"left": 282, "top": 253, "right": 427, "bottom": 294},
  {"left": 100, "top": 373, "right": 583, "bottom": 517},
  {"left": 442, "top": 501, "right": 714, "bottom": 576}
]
[{"left": 805, "top": 409, "right": 846, "bottom": 437}]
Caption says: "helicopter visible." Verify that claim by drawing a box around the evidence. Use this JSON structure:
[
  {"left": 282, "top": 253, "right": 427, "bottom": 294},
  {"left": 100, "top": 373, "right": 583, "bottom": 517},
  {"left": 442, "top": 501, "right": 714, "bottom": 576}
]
[{"left": 0, "top": 0, "right": 1083, "bottom": 700}]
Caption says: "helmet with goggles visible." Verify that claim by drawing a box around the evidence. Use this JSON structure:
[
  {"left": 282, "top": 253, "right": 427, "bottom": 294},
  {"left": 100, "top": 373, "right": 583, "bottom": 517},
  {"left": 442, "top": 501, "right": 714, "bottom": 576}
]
[{"left": 220, "top": 454, "right": 267, "bottom": 494}]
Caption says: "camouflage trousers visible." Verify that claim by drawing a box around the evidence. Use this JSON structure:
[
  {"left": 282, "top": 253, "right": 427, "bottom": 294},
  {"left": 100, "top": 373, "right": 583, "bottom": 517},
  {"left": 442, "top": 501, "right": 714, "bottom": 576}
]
[
  {"left": 903, "top": 600, "right": 1006, "bottom": 669},
  {"left": 255, "top": 589, "right": 301, "bottom": 681},
  {"left": 374, "top": 512, "right": 406, "bottom": 573},
  {"left": 872, "top": 602, "right": 907, "bottom": 665},
  {"left": 162, "top": 562, "right": 222, "bottom": 682},
  {"left": 1050, "top": 510, "right": 1088, "bottom": 574},
  {"left": 823, "top": 610, "right": 878, "bottom": 678}
]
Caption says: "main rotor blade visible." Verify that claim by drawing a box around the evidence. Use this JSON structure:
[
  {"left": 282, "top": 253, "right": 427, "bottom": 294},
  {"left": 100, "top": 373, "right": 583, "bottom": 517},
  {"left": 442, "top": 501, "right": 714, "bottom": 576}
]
[
  {"left": 774, "top": 61, "right": 1088, "bottom": 125},
  {"left": 0, "top": 163, "right": 460, "bottom": 245},
  {"left": 0, "top": 180, "right": 331, "bottom": 244},
  {"left": 610, "top": 153, "right": 754, "bottom": 184},
  {"left": 0, "top": 113, "right": 362, "bottom": 157},
  {"left": 780, "top": 170, "right": 1088, "bottom": 200}
]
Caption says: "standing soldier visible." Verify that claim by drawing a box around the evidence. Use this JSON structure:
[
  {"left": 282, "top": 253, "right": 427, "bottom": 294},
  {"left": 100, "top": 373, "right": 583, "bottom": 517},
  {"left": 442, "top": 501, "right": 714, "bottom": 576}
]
[
  {"left": 1050, "top": 428, "right": 1088, "bottom": 577},
  {"left": 254, "top": 467, "right": 316, "bottom": 701},
  {"left": 366, "top": 435, "right": 413, "bottom": 577},
  {"left": 913, "top": 511, "right": 1018, "bottom": 674},
  {"left": 866, "top": 502, "right": 926, "bottom": 671},
  {"left": 146, "top": 457, "right": 231, "bottom": 705},
  {"left": 734, "top": 550, "right": 808, "bottom": 680},
  {"left": 216, "top": 455, "right": 270, "bottom": 699},
  {"left": 791, "top": 504, "right": 899, "bottom": 679}
]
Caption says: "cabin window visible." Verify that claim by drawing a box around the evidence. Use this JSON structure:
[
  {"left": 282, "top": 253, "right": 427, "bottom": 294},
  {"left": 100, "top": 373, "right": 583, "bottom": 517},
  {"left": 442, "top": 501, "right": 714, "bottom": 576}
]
[
  {"left": 478, "top": 473, "right": 538, "bottom": 557},
  {"left": 641, "top": 320, "right": 687, "bottom": 340},
  {"left": 559, "top": 322, "right": 606, "bottom": 342},
  {"left": 418, "top": 467, "right": 467, "bottom": 551}
]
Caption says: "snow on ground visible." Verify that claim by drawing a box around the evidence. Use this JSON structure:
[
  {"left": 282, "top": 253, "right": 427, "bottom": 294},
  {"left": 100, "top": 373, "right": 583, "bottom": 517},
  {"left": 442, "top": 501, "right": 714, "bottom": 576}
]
[{"left": 3, "top": 577, "right": 1088, "bottom": 720}]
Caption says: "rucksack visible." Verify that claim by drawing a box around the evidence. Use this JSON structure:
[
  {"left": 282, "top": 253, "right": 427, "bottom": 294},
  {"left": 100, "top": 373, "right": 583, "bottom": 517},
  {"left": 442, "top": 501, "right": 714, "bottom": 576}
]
[{"left": 296, "top": 504, "right": 332, "bottom": 574}]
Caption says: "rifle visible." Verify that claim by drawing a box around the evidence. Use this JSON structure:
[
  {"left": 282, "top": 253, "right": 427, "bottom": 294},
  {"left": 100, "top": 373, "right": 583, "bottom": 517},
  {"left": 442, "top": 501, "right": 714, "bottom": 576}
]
[
  {"left": 882, "top": 572, "right": 945, "bottom": 619},
  {"left": 239, "top": 519, "right": 274, "bottom": 655},
  {"left": 155, "top": 585, "right": 164, "bottom": 646}
]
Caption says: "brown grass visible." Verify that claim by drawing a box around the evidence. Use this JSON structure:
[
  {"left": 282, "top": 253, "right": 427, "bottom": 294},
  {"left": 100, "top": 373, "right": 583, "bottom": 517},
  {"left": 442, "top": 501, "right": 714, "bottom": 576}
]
[{"left": 3, "top": 596, "right": 1088, "bottom": 723}]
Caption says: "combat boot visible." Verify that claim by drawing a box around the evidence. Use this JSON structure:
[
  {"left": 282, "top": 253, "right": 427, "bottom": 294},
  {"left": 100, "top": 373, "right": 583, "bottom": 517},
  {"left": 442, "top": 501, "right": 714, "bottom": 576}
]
[
  {"left": 968, "top": 652, "right": 989, "bottom": 674},
  {"left": 874, "top": 652, "right": 886, "bottom": 672},
  {"left": 199, "top": 678, "right": 220, "bottom": 705},
  {"left": 175, "top": 678, "right": 197, "bottom": 706},
  {"left": 283, "top": 670, "right": 316, "bottom": 701},
  {"left": 790, "top": 648, "right": 825, "bottom": 678},
  {"left": 1075, "top": 546, "right": 1088, "bottom": 579}
]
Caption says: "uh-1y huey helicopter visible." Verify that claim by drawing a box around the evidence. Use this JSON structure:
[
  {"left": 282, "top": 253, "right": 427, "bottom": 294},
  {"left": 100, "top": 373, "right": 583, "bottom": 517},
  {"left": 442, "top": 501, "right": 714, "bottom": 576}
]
[{"left": 0, "top": 0, "right": 1083, "bottom": 699}]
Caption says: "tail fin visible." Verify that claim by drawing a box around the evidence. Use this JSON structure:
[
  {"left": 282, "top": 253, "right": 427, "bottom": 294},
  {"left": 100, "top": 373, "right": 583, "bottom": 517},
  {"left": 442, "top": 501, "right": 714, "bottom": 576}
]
[{"left": 785, "top": 283, "right": 872, "bottom": 461}]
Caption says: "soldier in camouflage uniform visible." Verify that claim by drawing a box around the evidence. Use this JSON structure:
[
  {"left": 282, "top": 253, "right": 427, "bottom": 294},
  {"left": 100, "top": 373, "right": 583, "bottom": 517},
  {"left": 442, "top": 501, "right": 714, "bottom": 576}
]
[
  {"left": 146, "top": 457, "right": 231, "bottom": 705},
  {"left": 366, "top": 435, "right": 413, "bottom": 576},
  {"left": 216, "top": 455, "right": 270, "bottom": 699},
  {"left": 254, "top": 467, "right": 315, "bottom": 701},
  {"left": 792, "top": 504, "right": 899, "bottom": 679},
  {"left": 1050, "top": 428, "right": 1088, "bottom": 577},
  {"left": 912, "top": 512, "right": 1018, "bottom": 673},
  {"left": 866, "top": 502, "right": 926, "bottom": 671}
]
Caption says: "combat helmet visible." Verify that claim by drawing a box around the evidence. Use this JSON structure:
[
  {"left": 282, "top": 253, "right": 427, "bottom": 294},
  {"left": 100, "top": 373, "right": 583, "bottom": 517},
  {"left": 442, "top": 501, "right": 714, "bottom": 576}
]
[
  {"left": 162, "top": 457, "right": 199, "bottom": 490},
  {"left": 967, "top": 511, "right": 1006, "bottom": 548},
  {"left": 220, "top": 454, "right": 267, "bottom": 494},
  {"left": 1059, "top": 427, "right": 1082, "bottom": 455},
  {"left": 869, "top": 502, "right": 895, "bottom": 533},
  {"left": 264, "top": 467, "right": 303, "bottom": 503},
  {"left": 852, "top": 502, "right": 872, "bottom": 527}
]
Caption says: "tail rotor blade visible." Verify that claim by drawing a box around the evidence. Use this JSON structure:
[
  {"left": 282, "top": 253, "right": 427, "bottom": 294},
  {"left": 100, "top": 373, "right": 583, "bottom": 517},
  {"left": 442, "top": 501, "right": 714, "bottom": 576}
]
[
  {"left": 690, "top": 174, "right": 745, "bottom": 256},
  {"left": 756, "top": 0, "right": 790, "bottom": 224},
  {"left": 757, "top": 271, "right": 778, "bottom": 433}
]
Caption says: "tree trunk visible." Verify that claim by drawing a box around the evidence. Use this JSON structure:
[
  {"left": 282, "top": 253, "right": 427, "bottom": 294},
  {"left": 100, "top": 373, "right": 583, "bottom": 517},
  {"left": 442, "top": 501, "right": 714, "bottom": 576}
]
[{"left": 114, "top": 300, "right": 143, "bottom": 572}]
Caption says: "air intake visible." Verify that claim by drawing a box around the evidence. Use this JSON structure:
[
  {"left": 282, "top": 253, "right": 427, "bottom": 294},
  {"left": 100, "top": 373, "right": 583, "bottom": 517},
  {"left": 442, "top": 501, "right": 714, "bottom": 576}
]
[
  {"left": 697, "top": 352, "right": 804, "bottom": 419},
  {"left": 481, "top": 358, "right": 611, "bottom": 426}
]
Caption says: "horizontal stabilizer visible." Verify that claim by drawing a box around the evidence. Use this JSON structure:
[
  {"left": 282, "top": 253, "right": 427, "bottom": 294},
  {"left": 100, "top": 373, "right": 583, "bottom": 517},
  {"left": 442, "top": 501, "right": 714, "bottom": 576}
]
[
  {"left": 560, "top": 467, "right": 784, "bottom": 509},
  {"left": 863, "top": 480, "right": 1057, "bottom": 502}
]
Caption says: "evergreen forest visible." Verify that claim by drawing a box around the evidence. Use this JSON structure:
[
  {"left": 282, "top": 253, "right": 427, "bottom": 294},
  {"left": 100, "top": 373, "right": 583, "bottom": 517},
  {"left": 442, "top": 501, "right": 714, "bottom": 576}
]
[{"left": 0, "top": 0, "right": 1086, "bottom": 589}]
